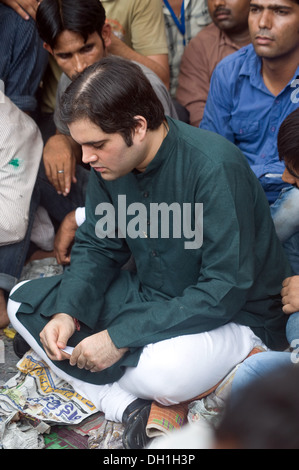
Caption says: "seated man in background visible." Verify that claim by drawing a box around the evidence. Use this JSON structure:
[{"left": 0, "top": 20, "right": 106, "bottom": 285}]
[
  {"left": 34, "top": 0, "right": 177, "bottom": 231},
  {"left": 40, "top": 0, "right": 170, "bottom": 126},
  {"left": 8, "top": 56, "right": 291, "bottom": 448},
  {"left": 176, "top": 0, "right": 251, "bottom": 127},
  {"left": 200, "top": 0, "right": 299, "bottom": 272}
]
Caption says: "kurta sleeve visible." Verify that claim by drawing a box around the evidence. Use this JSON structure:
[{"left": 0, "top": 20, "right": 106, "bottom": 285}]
[
  {"left": 53, "top": 170, "right": 131, "bottom": 329},
  {"left": 107, "top": 158, "right": 278, "bottom": 349}
]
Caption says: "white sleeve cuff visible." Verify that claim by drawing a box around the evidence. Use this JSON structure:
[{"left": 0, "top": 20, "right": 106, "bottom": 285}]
[{"left": 75, "top": 207, "right": 86, "bottom": 227}]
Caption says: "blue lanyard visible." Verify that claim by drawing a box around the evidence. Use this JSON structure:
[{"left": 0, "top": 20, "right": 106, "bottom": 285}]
[{"left": 163, "top": 0, "right": 186, "bottom": 46}]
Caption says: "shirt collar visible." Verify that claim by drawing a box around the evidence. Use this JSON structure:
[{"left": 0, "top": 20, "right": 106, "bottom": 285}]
[
  {"left": 239, "top": 43, "right": 299, "bottom": 93},
  {"left": 218, "top": 28, "right": 242, "bottom": 50}
]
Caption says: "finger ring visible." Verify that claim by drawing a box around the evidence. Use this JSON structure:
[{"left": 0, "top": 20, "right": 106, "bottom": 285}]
[{"left": 57, "top": 170, "right": 64, "bottom": 173}]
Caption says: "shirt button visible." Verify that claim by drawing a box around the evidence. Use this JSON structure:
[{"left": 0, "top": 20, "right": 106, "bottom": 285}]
[
  {"left": 143, "top": 191, "right": 149, "bottom": 198},
  {"left": 151, "top": 250, "right": 157, "bottom": 257}
]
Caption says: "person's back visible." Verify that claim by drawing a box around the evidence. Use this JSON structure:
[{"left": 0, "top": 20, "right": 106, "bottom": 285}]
[
  {"left": 0, "top": 3, "right": 48, "bottom": 114},
  {"left": 215, "top": 364, "right": 299, "bottom": 449}
]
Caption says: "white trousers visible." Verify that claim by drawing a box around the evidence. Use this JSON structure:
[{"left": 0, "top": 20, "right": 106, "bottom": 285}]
[{"left": 8, "top": 281, "right": 265, "bottom": 422}]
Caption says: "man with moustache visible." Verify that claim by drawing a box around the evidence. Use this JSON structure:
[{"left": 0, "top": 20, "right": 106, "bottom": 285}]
[
  {"left": 33, "top": 0, "right": 177, "bottom": 223},
  {"left": 177, "top": 0, "right": 251, "bottom": 126},
  {"left": 200, "top": 0, "right": 299, "bottom": 273}
]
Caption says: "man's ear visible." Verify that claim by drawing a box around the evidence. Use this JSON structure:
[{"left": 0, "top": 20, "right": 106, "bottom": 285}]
[
  {"left": 133, "top": 116, "right": 148, "bottom": 141},
  {"left": 101, "top": 22, "right": 112, "bottom": 49},
  {"left": 43, "top": 42, "right": 54, "bottom": 55}
]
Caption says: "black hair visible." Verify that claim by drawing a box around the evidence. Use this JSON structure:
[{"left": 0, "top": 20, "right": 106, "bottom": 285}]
[
  {"left": 36, "top": 0, "right": 106, "bottom": 49},
  {"left": 277, "top": 108, "right": 299, "bottom": 171},
  {"left": 215, "top": 364, "right": 299, "bottom": 449},
  {"left": 59, "top": 56, "right": 165, "bottom": 146}
]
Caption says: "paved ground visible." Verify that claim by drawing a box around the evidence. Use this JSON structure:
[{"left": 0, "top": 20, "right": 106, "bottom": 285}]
[
  {"left": 0, "top": 255, "right": 63, "bottom": 388},
  {"left": 0, "top": 328, "right": 19, "bottom": 386}
]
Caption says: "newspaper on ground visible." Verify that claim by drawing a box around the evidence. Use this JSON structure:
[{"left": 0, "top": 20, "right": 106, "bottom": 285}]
[{"left": 0, "top": 349, "right": 99, "bottom": 448}]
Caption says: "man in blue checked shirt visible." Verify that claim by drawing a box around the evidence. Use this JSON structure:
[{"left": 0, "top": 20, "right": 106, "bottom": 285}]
[{"left": 200, "top": 0, "right": 299, "bottom": 273}]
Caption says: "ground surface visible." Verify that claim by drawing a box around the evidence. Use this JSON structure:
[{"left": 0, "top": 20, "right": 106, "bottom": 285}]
[{"left": 0, "top": 328, "right": 19, "bottom": 386}]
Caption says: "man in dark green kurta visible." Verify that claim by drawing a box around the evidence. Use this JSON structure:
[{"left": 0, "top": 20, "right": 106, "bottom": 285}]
[{"left": 8, "top": 56, "right": 291, "bottom": 448}]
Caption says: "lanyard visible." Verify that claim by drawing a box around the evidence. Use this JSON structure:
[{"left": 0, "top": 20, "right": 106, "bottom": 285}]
[{"left": 163, "top": 0, "right": 186, "bottom": 46}]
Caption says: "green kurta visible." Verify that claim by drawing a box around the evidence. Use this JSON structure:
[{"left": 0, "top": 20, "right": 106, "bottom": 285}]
[{"left": 11, "top": 118, "right": 292, "bottom": 384}]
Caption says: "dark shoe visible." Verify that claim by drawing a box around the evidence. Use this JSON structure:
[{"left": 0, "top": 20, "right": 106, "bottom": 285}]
[
  {"left": 122, "top": 399, "right": 152, "bottom": 449},
  {"left": 13, "top": 332, "right": 30, "bottom": 358}
]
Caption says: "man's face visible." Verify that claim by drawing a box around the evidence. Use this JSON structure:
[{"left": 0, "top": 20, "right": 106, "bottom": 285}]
[
  {"left": 44, "top": 26, "right": 111, "bottom": 80},
  {"left": 208, "top": 0, "right": 250, "bottom": 32},
  {"left": 282, "top": 163, "right": 299, "bottom": 188},
  {"left": 248, "top": 0, "right": 299, "bottom": 59},
  {"left": 68, "top": 118, "right": 148, "bottom": 181}
]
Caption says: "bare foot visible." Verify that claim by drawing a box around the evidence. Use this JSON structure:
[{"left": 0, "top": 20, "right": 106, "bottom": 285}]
[{"left": 0, "top": 288, "right": 9, "bottom": 329}]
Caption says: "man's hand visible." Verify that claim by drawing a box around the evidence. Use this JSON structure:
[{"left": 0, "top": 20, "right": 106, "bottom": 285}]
[
  {"left": 1, "top": 0, "right": 39, "bottom": 20},
  {"left": 40, "top": 313, "right": 76, "bottom": 361},
  {"left": 54, "top": 210, "right": 78, "bottom": 265},
  {"left": 281, "top": 276, "right": 299, "bottom": 314},
  {"left": 69, "top": 330, "right": 128, "bottom": 372},
  {"left": 43, "top": 133, "right": 81, "bottom": 196}
]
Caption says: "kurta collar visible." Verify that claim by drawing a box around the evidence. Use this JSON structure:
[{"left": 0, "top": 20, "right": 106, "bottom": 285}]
[{"left": 134, "top": 117, "right": 177, "bottom": 177}]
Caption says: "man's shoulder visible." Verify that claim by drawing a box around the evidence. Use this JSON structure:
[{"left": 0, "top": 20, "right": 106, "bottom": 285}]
[
  {"left": 194, "top": 22, "right": 221, "bottom": 41},
  {"left": 0, "top": 3, "right": 18, "bottom": 22},
  {"left": 172, "top": 119, "right": 246, "bottom": 165},
  {"left": 0, "top": 3, "right": 35, "bottom": 35},
  {"left": 57, "top": 73, "right": 72, "bottom": 95},
  {"left": 185, "top": 23, "right": 220, "bottom": 54},
  {"left": 213, "top": 43, "right": 256, "bottom": 77}
]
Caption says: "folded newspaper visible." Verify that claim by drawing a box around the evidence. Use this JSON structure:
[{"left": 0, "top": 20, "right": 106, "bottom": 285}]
[{"left": 0, "top": 350, "right": 98, "bottom": 448}]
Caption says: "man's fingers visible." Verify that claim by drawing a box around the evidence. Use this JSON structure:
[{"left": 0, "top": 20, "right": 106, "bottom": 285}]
[
  {"left": 282, "top": 277, "right": 291, "bottom": 288},
  {"left": 281, "top": 293, "right": 289, "bottom": 305},
  {"left": 282, "top": 303, "right": 297, "bottom": 315},
  {"left": 40, "top": 335, "right": 62, "bottom": 360},
  {"left": 2, "top": 0, "right": 38, "bottom": 20}
]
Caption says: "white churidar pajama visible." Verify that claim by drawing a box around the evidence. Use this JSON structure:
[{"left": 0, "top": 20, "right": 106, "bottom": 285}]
[{"left": 8, "top": 280, "right": 265, "bottom": 422}]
